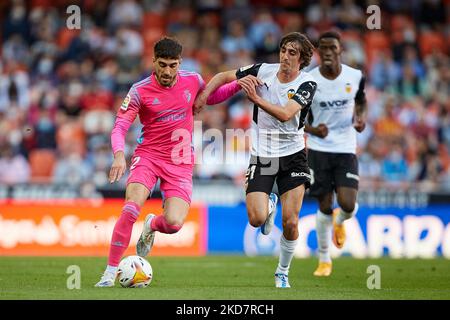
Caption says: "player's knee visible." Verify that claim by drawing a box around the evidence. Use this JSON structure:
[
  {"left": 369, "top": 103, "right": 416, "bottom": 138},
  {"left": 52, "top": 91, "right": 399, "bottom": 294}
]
[
  {"left": 282, "top": 216, "right": 298, "bottom": 232},
  {"left": 124, "top": 196, "right": 145, "bottom": 208},
  {"left": 247, "top": 209, "right": 266, "bottom": 227},
  {"left": 339, "top": 201, "right": 355, "bottom": 213},
  {"left": 318, "top": 205, "right": 333, "bottom": 215},
  {"left": 165, "top": 217, "right": 184, "bottom": 233}
]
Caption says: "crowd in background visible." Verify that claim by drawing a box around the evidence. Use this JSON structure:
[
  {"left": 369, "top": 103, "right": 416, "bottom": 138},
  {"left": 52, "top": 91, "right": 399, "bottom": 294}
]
[{"left": 0, "top": 0, "right": 448, "bottom": 193}]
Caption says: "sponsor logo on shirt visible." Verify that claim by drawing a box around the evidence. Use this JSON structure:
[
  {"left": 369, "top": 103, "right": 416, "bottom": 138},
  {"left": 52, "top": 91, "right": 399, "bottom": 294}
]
[
  {"left": 156, "top": 112, "right": 187, "bottom": 122},
  {"left": 319, "top": 99, "right": 349, "bottom": 108},
  {"left": 152, "top": 98, "right": 161, "bottom": 105}
]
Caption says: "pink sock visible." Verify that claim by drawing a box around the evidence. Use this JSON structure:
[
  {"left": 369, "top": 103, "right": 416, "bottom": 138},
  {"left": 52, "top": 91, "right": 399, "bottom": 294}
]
[
  {"left": 108, "top": 201, "right": 140, "bottom": 267},
  {"left": 150, "top": 215, "right": 182, "bottom": 234}
]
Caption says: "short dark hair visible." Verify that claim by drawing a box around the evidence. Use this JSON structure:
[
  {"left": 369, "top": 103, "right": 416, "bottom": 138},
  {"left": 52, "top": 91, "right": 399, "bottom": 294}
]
[
  {"left": 318, "top": 31, "right": 341, "bottom": 43},
  {"left": 279, "top": 32, "right": 314, "bottom": 70},
  {"left": 154, "top": 37, "right": 182, "bottom": 59}
]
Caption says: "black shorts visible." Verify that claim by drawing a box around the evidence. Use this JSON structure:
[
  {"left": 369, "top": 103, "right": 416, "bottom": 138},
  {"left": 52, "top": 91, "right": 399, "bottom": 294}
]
[
  {"left": 307, "top": 149, "right": 359, "bottom": 197},
  {"left": 245, "top": 149, "right": 311, "bottom": 196}
]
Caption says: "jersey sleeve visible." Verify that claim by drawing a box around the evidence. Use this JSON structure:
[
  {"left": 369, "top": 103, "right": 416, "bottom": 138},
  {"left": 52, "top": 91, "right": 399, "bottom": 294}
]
[
  {"left": 354, "top": 74, "right": 366, "bottom": 105},
  {"left": 196, "top": 73, "right": 206, "bottom": 91},
  {"left": 116, "top": 85, "right": 141, "bottom": 123},
  {"left": 292, "top": 80, "right": 317, "bottom": 108},
  {"left": 235, "top": 63, "right": 263, "bottom": 79}
]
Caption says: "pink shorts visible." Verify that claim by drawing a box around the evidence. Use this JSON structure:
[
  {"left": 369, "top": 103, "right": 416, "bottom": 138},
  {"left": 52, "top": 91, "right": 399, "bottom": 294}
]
[{"left": 127, "top": 154, "right": 194, "bottom": 204}]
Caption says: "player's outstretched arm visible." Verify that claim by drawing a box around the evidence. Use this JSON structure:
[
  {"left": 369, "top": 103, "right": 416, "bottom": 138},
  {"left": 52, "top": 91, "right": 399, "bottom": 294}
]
[{"left": 194, "top": 70, "right": 240, "bottom": 112}]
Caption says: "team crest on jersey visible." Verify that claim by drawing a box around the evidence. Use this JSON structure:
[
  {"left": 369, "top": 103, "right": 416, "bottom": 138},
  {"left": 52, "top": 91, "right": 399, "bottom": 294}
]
[
  {"left": 287, "top": 89, "right": 296, "bottom": 99},
  {"left": 345, "top": 83, "right": 352, "bottom": 93},
  {"left": 184, "top": 90, "right": 191, "bottom": 103},
  {"left": 121, "top": 94, "right": 131, "bottom": 111}
]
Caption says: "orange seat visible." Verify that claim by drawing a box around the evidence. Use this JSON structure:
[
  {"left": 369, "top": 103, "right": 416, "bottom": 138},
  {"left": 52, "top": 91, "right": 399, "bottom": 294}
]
[
  {"left": 29, "top": 149, "right": 56, "bottom": 182},
  {"left": 56, "top": 121, "right": 86, "bottom": 156},
  {"left": 419, "top": 31, "right": 447, "bottom": 57},
  {"left": 57, "top": 28, "right": 80, "bottom": 50},
  {"left": 364, "top": 31, "right": 391, "bottom": 67},
  {"left": 142, "top": 12, "right": 166, "bottom": 29},
  {"left": 390, "top": 14, "right": 413, "bottom": 30}
]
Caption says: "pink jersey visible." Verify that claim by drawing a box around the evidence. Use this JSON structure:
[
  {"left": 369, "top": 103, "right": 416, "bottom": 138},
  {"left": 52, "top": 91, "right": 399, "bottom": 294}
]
[{"left": 117, "top": 71, "right": 205, "bottom": 164}]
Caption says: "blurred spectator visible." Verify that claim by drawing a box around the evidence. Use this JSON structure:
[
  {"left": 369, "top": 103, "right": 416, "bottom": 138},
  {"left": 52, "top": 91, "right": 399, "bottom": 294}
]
[
  {"left": 2, "top": 0, "right": 30, "bottom": 42},
  {"left": 0, "top": 61, "right": 30, "bottom": 112},
  {"left": 381, "top": 142, "right": 409, "bottom": 187},
  {"left": 305, "top": 0, "right": 336, "bottom": 35},
  {"left": 33, "top": 106, "right": 57, "bottom": 149},
  {"left": 373, "top": 96, "right": 404, "bottom": 142},
  {"left": 417, "top": 0, "right": 446, "bottom": 29},
  {"left": 248, "top": 8, "right": 282, "bottom": 60},
  {"left": 393, "top": 64, "right": 427, "bottom": 99},
  {"left": 52, "top": 148, "right": 93, "bottom": 186},
  {"left": 370, "top": 50, "right": 401, "bottom": 90},
  {"left": 221, "top": 20, "right": 254, "bottom": 56},
  {"left": 0, "top": 0, "right": 447, "bottom": 192},
  {"left": 333, "top": 0, "right": 365, "bottom": 31},
  {"left": 108, "top": 0, "right": 143, "bottom": 30},
  {"left": 0, "top": 143, "right": 30, "bottom": 185}
]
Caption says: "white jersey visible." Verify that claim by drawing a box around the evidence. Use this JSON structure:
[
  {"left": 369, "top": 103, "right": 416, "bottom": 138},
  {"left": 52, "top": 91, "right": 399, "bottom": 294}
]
[
  {"left": 236, "top": 63, "right": 317, "bottom": 157},
  {"left": 307, "top": 64, "right": 366, "bottom": 154}
]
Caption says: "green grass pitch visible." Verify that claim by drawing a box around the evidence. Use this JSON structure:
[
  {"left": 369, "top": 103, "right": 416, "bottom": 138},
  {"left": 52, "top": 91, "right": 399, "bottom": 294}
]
[{"left": 0, "top": 256, "right": 449, "bottom": 300}]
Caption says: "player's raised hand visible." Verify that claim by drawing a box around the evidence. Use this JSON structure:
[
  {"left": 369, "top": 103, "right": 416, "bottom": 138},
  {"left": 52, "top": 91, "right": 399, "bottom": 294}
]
[{"left": 109, "top": 151, "right": 127, "bottom": 183}]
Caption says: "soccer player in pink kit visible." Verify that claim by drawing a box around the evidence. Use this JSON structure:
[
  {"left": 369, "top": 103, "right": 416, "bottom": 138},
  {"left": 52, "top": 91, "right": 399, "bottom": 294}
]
[{"left": 95, "top": 37, "right": 245, "bottom": 287}]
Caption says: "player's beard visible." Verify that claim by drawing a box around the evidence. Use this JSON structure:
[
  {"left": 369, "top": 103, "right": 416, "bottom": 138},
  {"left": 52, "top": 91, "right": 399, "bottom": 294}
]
[{"left": 157, "top": 73, "right": 176, "bottom": 87}]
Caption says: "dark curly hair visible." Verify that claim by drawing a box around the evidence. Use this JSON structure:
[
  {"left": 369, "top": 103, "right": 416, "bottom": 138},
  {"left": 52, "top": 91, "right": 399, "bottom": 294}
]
[
  {"left": 154, "top": 36, "right": 182, "bottom": 59},
  {"left": 279, "top": 32, "right": 314, "bottom": 70}
]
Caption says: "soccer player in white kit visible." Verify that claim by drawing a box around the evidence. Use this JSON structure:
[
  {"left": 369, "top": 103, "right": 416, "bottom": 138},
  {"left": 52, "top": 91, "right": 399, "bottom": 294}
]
[
  {"left": 305, "top": 31, "right": 367, "bottom": 277},
  {"left": 196, "top": 32, "right": 317, "bottom": 288}
]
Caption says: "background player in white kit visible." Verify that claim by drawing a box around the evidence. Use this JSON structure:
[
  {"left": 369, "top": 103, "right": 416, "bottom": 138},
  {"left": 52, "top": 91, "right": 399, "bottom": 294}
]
[
  {"left": 196, "top": 32, "right": 317, "bottom": 288},
  {"left": 305, "top": 31, "right": 367, "bottom": 277}
]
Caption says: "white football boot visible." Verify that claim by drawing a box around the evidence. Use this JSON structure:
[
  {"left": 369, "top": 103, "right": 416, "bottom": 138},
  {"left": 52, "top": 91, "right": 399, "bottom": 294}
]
[
  {"left": 261, "top": 193, "right": 278, "bottom": 235},
  {"left": 95, "top": 271, "right": 116, "bottom": 287},
  {"left": 136, "top": 214, "right": 156, "bottom": 257},
  {"left": 274, "top": 273, "right": 291, "bottom": 288}
]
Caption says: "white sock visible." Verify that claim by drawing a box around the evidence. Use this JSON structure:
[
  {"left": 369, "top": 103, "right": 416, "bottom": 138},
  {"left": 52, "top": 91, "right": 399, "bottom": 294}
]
[
  {"left": 106, "top": 265, "right": 118, "bottom": 274},
  {"left": 276, "top": 234, "right": 298, "bottom": 275},
  {"left": 336, "top": 202, "right": 359, "bottom": 225},
  {"left": 316, "top": 210, "right": 332, "bottom": 263}
]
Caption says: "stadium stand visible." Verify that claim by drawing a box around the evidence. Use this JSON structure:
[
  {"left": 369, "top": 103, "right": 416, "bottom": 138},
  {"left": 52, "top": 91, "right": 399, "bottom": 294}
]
[{"left": 0, "top": 0, "right": 448, "bottom": 194}]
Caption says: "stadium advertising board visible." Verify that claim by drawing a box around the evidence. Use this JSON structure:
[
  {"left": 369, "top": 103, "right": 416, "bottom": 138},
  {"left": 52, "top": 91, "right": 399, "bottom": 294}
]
[
  {"left": 0, "top": 200, "right": 207, "bottom": 256},
  {"left": 208, "top": 202, "right": 450, "bottom": 258}
]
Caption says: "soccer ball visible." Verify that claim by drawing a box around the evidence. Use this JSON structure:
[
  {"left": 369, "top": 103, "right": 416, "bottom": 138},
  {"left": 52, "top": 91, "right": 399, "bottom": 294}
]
[{"left": 117, "top": 255, "right": 153, "bottom": 288}]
